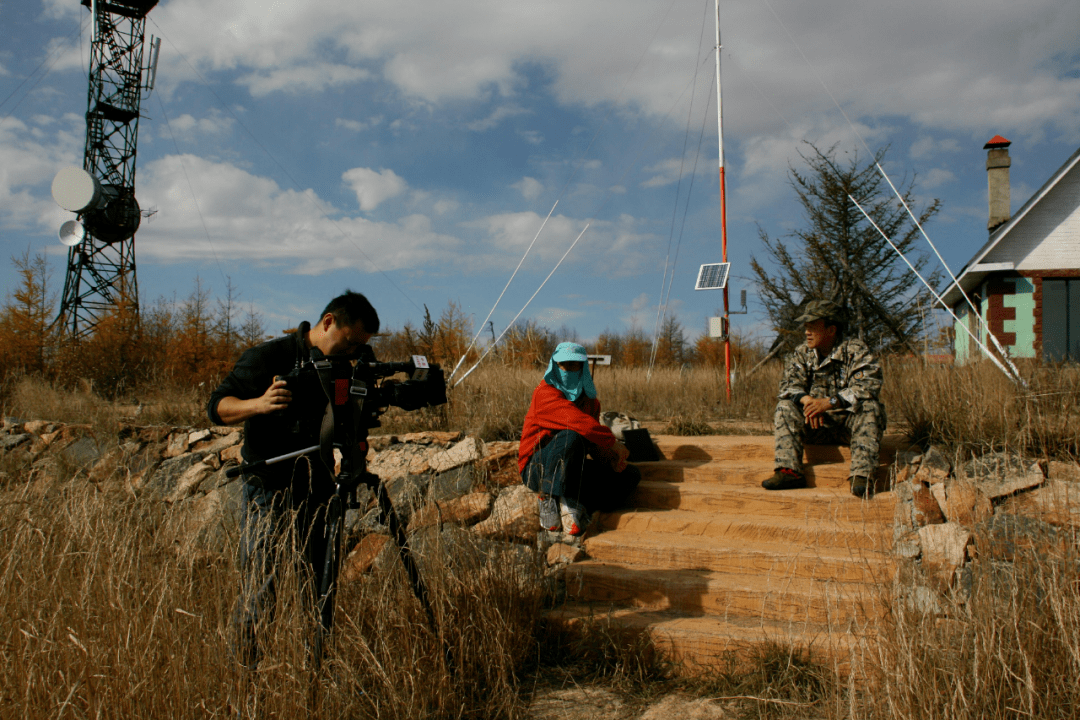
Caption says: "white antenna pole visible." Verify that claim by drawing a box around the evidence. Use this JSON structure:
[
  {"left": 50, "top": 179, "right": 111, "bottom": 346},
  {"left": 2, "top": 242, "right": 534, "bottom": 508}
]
[{"left": 715, "top": 0, "right": 732, "bottom": 399}]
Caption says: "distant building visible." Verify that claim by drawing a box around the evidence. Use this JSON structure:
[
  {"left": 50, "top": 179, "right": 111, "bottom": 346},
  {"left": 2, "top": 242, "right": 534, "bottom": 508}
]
[{"left": 941, "top": 137, "right": 1080, "bottom": 362}]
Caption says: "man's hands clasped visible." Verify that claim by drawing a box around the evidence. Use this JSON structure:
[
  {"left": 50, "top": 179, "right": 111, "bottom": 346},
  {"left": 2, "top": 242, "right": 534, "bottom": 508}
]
[{"left": 799, "top": 395, "right": 833, "bottom": 430}]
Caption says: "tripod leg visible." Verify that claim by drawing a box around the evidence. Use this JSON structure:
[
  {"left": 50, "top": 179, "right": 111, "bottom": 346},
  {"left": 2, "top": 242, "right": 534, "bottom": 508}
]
[{"left": 312, "top": 491, "right": 343, "bottom": 665}]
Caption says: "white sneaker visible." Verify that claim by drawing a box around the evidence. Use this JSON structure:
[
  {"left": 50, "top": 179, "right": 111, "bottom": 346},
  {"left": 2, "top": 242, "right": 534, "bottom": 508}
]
[{"left": 559, "top": 496, "right": 589, "bottom": 536}]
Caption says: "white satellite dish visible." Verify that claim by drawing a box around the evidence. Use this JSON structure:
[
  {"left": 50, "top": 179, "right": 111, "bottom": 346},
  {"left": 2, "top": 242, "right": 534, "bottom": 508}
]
[
  {"left": 59, "top": 220, "right": 86, "bottom": 247},
  {"left": 51, "top": 166, "right": 103, "bottom": 212}
]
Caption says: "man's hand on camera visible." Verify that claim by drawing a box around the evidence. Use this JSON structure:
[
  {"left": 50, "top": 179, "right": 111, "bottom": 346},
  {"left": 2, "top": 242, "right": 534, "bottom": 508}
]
[{"left": 257, "top": 378, "right": 292, "bottom": 414}]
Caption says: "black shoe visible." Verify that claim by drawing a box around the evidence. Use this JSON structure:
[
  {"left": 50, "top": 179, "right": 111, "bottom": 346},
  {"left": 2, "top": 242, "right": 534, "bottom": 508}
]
[
  {"left": 762, "top": 468, "right": 806, "bottom": 490},
  {"left": 849, "top": 476, "right": 873, "bottom": 498}
]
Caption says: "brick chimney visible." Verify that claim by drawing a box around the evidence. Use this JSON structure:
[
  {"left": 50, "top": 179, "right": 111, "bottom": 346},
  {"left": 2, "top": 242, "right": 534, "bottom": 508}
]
[{"left": 985, "top": 135, "right": 1011, "bottom": 233}]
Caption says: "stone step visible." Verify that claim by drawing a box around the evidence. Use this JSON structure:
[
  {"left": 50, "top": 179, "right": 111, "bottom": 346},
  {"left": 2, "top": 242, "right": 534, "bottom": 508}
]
[
  {"left": 566, "top": 561, "right": 886, "bottom": 625},
  {"left": 651, "top": 434, "right": 911, "bottom": 466},
  {"left": 636, "top": 458, "right": 889, "bottom": 490},
  {"left": 582, "top": 530, "right": 894, "bottom": 583},
  {"left": 546, "top": 604, "right": 870, "bottom": 673},
  {"left": 598, "top": 508, "right": 892, "bottom": 552},
  {"left": 628, "top": 480, "right": 897, "bottom": 524}
]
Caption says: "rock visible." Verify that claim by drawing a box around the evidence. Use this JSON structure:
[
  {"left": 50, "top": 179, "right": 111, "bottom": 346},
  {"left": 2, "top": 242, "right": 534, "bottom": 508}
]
[
  {"left": 164, "top": 432, "right": 189, "bottom": 459},
  {"left": 399, "top": 431, "right": 462, "bottom": 445},
  {"left": 896, "top": 450, "right": 923, "bottom": 467},
  {"left": 428, "top": 436, "right": 486, "bottom": 474},
  {"left": 899, "top": 584, "right": 943, "bottom": 615},
  {"left": 944, "top": 483, "right": 993, "bottom": 526},
  {"left": 919, "top": 522, "right": 971, "bottom": 588},
  {"left": 894, "top": 529, "right": 922, "bottom": 558},
  {"left": 22, "top": 420, "right": 55, "bottom": 435},
  {"left": 191, "top": 432, "right": 242, "bottom": 455},
  {"left": 383, "top": 473, "right": 430, "bottom": 523},
  {"left": 220, "top": 445, "right": 243, "bottom": 464},
  {"left": 471, "top": 484, "right": 538, "bottom": 544},
  {"left": 547, "top": 542, "right": 585, "bottom": 565},
  {"left": 930, "top": 483, "right": 947, "bottom": 516},
  {"left": 922, "top": 446, "right": 953, "bottom": 474},
  {"left": 61, "top": 436, "right": 103, "bottom": 468},
  {"left": 1048, "top": 460, "right": 1080, "bottom": 484},
  {"left": 0, "top": 433, "right": 31, "bottom": 451},
  {"left": 973, "top": 513, "right": 1066, "bottom": 561},
  {"left": 912, "top": 464, "right": 950, "bottom": 485},
  {"left": 209, "top": 426, "right": 240, "bottom": 437},
  {"left": 169, "top": 478, "right": 244, "bottom": 557},
  {"left": 912, "top": 483, "right": 945, "bottom": 526},
  {"left": 166, "top": 460, "right": 216, "bottom": 503},
  {"left": 187, "top": 429, "right": 212, "bottom": 446},
  {"left": 410, "top": 492, "right": 494, "bottom": 531},
  {"left": 144, "top": 452, "right": 206, "bottom": 499},
  {"left": 998, "top": 479, "right": 1080, "bottom": 529},
  {"left": 981, "top": 462, "right": 1046, "bottom": 500},
  {"left": 340, "top": 534, "right": 391, "bottom": 583},
  {"left": 204, "top": 453, "right": 222, "bottom": 471},
  {"left": 427, "top": 465, "right": 478, "bottom": 503},
  {"left": 367, "top": 434, "right": 397, "bottom": 452}
]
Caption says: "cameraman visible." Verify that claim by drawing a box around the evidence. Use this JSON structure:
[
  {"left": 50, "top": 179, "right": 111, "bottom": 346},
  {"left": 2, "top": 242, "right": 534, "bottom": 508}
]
[{"left": 207, "top": 290, "right": 379, "bottom": 669}]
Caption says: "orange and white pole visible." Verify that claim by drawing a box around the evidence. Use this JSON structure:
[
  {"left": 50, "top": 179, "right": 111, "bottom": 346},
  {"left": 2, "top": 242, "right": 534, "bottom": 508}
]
[{"left": 715, "top": 0, "right": 731, "bottom": 399}]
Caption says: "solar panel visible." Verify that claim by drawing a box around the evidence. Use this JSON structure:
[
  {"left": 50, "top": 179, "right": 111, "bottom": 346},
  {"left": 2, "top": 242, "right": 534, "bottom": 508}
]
[{"left": 695, "top": 263, "right": 730, "bottom": 290}]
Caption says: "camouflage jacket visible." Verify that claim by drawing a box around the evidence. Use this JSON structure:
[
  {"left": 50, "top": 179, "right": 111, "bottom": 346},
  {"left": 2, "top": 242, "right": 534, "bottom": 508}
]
[{"left": 778, "top": 337, "right": 882, "bottom": 411}]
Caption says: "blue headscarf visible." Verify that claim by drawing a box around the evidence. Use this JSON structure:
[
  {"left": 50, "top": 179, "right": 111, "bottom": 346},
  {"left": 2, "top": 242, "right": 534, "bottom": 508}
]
[{"left": 543, "top": 342, "right": 597, "bottom": 402}]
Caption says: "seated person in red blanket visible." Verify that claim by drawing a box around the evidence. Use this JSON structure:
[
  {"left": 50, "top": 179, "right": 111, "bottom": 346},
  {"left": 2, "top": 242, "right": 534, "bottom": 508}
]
[{"left": 518, "top": 342, "right": 642, "bottom": 535}]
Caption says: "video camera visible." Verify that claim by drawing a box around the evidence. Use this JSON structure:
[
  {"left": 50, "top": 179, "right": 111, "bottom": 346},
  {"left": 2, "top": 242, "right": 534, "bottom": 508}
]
[{"left": 271, "top": 349, "right": 448, "bottom": 451}]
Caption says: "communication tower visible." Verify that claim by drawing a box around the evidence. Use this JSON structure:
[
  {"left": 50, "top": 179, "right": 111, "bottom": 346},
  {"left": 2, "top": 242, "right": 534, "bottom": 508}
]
[{"left": 51, "top": 0, "right": 160, "bottom": 338}]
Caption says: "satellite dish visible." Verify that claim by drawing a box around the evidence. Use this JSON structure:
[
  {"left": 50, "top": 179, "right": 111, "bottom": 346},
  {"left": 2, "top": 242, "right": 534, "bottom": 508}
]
[
  {"left": 52, "top": 166, "right": 104, "bottom": 212},
  {"left": 59, "top": 220, "right": 86, "bottom": 247}
]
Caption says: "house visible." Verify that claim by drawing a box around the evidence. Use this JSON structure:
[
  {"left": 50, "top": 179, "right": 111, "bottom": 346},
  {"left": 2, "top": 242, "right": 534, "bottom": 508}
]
[{"left": 941, "top": 137, "right": 1080, "bottom": 362}]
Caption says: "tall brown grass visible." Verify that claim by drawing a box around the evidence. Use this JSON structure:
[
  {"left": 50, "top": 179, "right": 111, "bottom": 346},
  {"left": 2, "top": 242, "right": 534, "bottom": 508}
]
[{"left": 0, "top": 469, "right": 547, "bottom": 718}]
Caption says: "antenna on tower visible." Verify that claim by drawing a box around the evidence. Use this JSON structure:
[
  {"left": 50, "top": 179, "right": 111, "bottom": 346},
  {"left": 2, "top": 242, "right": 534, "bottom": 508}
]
[{"left": 51, "top": 0, "right": 159, "bottom": 339}]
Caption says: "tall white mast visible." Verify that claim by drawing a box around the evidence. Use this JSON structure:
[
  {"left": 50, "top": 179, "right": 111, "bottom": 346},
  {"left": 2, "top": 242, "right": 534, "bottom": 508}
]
[{"left": 715, "top": 0, "right": 731, "bottom": 398}]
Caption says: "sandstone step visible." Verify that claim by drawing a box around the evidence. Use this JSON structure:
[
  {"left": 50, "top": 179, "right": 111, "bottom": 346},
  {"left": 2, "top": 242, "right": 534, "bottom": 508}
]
[
  {"left": 651, "top": 434, "right": 911, "bottom": 466},
  {"left": 546, "top": 604, "right": 871, "bottom": 673},
  {"left": 598, "top": 508, "right": 892, "bottom": 552},
  {"left": 636, "top": 458, "right": 889, "bottom": 489},
  {"left": 582, "top": 530, "right": 894, "bottom": 583},
  {"left": 628, "top": 481, "right": 897, "bottom": 524},
  {"left": 566, "top": 561, "right": 886, "bottom": 624}
]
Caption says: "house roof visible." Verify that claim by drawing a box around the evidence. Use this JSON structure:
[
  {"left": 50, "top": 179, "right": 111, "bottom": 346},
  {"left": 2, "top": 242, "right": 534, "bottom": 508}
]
[{"left": 940, "top": 145, "right": 1080, "bottom": 307}]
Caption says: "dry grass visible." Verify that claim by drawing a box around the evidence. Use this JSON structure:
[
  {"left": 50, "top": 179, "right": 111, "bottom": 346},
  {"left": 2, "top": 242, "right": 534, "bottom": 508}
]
[
  {"left": 864, "top": 544, "right": 1080, "bottom": 720},
  {"left": 0, "top": 470, "right": 547, "bottom": 719}
]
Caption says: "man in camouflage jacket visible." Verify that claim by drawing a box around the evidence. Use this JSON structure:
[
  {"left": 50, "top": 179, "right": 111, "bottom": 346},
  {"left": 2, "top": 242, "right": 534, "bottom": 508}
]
[{"left": 763, "top": 299, "right": 886, "bottom": 497}]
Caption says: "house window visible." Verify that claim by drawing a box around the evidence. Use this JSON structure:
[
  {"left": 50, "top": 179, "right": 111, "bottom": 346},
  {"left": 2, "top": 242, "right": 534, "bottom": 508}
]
[{"left": 1042, "top": 279, "right": 1080, "bottom": 361}]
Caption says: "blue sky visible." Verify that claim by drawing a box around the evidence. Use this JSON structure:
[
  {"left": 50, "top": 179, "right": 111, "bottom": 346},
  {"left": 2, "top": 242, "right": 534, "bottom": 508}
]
[{"left": 2, "top": 0, "right": 1078, "bottom": 354}]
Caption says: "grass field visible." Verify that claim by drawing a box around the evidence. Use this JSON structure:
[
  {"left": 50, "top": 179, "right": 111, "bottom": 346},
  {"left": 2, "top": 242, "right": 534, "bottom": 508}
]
[{"left": 1, "top": 358, "right": 1078, "bottom": 718}]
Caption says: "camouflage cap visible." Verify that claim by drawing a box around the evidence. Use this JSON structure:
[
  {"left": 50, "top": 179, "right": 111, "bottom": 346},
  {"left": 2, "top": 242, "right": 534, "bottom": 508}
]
[{"left": 795, "top": 299, "right": 846, "bottom": 325}]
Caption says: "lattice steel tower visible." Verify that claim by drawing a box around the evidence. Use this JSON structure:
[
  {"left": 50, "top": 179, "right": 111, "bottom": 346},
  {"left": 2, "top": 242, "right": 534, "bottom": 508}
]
[{"left": 52, "top": 0, "right": 160, "bottom": 338}]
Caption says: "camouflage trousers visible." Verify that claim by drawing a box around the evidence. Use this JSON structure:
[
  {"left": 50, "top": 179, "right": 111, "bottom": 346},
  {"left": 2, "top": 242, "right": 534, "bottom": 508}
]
[{"left": 773, "top": 399, "right": 886, "bottom": 479}]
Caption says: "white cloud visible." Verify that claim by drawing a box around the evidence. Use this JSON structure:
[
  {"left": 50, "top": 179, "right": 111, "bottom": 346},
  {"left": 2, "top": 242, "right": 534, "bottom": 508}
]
[
  {"left": 342, "top": 167, "right": 408, "bottom": 212},
  {"left": 0, "top": 114, "right": 85, "bottom": 232},
  {"left": 239, "top": 63, "right": 371, "bottom": 96},
  {"left": 466, "top": 105, "right": 528, "bottom": 131},
  {"left": 921, "top": 168, "right": 956, "bottom": 191},
  {"left": 641, "top": 158, "right": 686, "bottom": 188},
  {"left": 910, "top": 136, "right": 960, "bottom": 160},
  {"left": 517, "top": 129, "right": 544, "bottom": 145},
  {"left": 335, "top": 115, "right": 383, "bottom": 132},
  {"left": 512, "top": 177, "right": 544, "bottom": 201},
  {"left": 146, "top": 0, "right": 1077, "bottom": 145},
  {"left": 136, "top": 154, "right": 462, "bottom": 274},
  {"left": 162, "top": 111, "right": 235, "bottom": 138}
]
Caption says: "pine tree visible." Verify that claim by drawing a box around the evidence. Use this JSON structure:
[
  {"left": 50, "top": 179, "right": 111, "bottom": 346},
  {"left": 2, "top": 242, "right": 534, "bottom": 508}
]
[{"left": 750, "top": 143, "right": 941, "bottom": 354}]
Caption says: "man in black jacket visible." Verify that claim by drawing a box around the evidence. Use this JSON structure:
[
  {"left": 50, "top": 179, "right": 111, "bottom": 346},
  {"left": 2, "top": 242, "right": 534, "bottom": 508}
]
[{"left": 208, "top": 290, "right": 379, "bottom": 668}]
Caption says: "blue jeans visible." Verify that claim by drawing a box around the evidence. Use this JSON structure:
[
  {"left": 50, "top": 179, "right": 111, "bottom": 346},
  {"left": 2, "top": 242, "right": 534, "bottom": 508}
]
[
  {"left": 521, "top": 429, "right": 641, "bottom": 513},
  {"left": 232, "top": 461, "right": 335, "bottom": 668}
]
